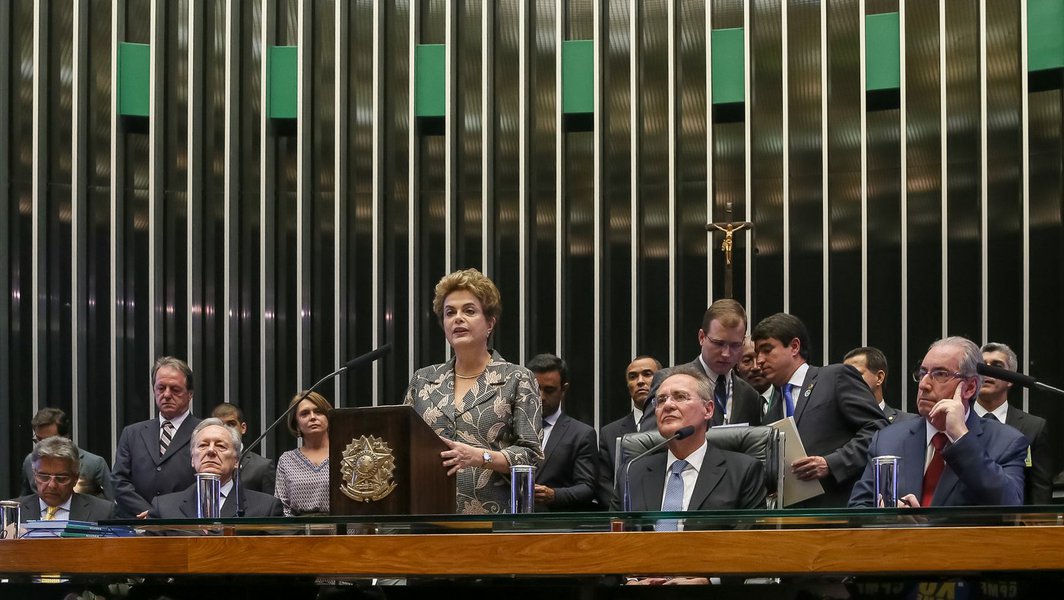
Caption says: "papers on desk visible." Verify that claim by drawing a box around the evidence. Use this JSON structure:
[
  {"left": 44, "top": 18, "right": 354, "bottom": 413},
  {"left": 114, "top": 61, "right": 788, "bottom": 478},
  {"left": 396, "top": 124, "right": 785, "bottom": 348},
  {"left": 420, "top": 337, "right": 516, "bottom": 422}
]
[
  {"left": 767, "top": 417, "right": 825, "bottom": 507},
  {"left": 21, "top": 520, "right": 136, "bottom": 538}
]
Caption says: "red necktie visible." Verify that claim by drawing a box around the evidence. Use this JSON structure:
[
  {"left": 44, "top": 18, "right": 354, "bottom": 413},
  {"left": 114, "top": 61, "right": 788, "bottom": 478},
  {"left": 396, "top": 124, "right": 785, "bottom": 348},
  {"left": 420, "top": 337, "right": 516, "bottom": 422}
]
[{"left": 921, "top": 432, "right": 948, "bottom": 506}]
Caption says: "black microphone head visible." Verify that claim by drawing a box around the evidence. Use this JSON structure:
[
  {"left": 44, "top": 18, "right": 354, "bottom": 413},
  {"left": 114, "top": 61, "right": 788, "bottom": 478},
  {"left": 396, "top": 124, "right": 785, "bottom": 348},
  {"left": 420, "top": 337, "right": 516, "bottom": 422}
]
[
  {"left": 976, "top": 362, "right": 1035, "bottom": 387},
  {"left": 675, "top": 425, "right": 696, "bottom": 440}
]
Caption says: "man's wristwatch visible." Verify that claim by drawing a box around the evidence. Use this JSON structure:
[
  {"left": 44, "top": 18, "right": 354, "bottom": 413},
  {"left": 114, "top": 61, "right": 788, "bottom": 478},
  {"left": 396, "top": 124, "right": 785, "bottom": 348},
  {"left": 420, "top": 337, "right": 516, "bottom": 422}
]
[{"left": 482, "top": 451, "right": 493, "bottom": 466}]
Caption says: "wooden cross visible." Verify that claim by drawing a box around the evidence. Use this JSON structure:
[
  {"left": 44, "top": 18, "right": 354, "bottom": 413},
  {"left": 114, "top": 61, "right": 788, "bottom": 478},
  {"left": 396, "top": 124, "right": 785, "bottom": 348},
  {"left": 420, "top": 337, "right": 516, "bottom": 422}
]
[{"left": 705, "top": 201, "right": 753, "bottom": 299}]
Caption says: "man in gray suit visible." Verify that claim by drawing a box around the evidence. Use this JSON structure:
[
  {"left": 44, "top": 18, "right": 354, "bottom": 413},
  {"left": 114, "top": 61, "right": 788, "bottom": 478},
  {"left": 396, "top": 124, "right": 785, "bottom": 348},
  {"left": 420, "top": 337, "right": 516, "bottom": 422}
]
[
  {"left": 19, "top": 407, "right": 114, "bottom": 500},
  {"left": 211, "top": 403, "right": 276, "bottom": 495},
  {"left": 977, "top": 342, "right": 1053, "bottom": 505},
  {"left": 112, "top": 356, "right": 202, "bottom": 518},
  {"left": 642, "top": 299, "right": 763, "bottom": 431},
  {"left": 752, "top": 313, "right": 886, "bottom": 507},
  {"left": 148, "top": 418, "right": 283, "bottom": 518},
  {"left": 16, "top": 436, "right": 114, "bottom": 522},
  {"left": 843, "top": 346, "right": 918, "bottom": 425}
]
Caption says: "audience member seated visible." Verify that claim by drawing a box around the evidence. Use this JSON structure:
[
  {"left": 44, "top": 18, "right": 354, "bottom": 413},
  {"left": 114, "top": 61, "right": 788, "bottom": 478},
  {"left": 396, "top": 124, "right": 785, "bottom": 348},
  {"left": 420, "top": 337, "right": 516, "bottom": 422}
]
[
  {"left": 849, "top": 337, "right": 1027, "bottom": 507},
  {"left": 20, "top": 407, "right": 114, "bottom": 501},
  {"left": 149, "top": 418, "right": 283, "bottom": 518},
  {"left": 15, "top": 436, "right": 114, "bottom": 522},
  {"left": 112, "top": 357, "right": 202, "bottom": 518},
  {"left": 275, "top": 391, "right": 332, "bottom": 516},
  {"left": 211, "top": 403, "right": 276, "bottom": 495},
  {"left": 526, "top": 353, "right": 598, "bottom": 511}
]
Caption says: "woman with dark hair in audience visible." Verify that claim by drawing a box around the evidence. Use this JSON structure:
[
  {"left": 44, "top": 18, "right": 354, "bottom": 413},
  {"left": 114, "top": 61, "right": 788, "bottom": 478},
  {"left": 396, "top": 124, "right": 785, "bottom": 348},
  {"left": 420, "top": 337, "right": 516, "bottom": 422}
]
[
  {"left": 275, "top": 391, "right": 332, "bottom": 516},
  {"left": 404, "top": 268, "right": 543, "bottom": 514}
]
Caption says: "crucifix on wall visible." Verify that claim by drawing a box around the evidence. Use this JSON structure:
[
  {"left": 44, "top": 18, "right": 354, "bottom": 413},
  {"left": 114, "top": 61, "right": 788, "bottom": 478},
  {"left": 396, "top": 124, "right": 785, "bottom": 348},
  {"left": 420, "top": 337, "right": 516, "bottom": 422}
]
[{"left": 705, "top": 201, "right": 753, "bottom": 299}]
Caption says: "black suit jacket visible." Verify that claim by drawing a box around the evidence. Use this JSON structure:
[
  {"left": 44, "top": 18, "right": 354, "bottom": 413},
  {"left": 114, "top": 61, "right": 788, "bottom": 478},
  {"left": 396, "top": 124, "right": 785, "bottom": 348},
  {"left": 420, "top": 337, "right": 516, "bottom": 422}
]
[
  {"left": 1003, "top": 405, "right": 1053, "bottom": 505},
  {"left": 597, "top": 411, "right": 639, "bottom": 508},
  {"left": 613, "top": 443, "right": 766, "bottom": 512},
  {"left": 536, "top": 413, "right": 598, "bottom": 510},
  {"left": 641, "top": 358, "right": 763, "bottom": 431},
  {"left": 112, "top": 415, "right": 203, "bottom": 517},
  {"left": 18, "top": 492, "right": 115, "bottom": 521},
  {"left": 148, "top": 482, "right": 284, "bottom": 519},
  {"left": 239, "top": 451, "right": 277, "bottom": 495},
  {"left": 789, "top": 364, "right": 887, "bottom": 507}
]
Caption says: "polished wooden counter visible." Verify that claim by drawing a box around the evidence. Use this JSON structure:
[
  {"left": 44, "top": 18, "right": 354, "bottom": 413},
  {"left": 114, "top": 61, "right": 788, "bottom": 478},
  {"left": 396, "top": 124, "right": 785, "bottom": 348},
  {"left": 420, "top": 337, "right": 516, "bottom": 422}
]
[{"left": 2, "top": 525, "right": 1064, "bottom": 577}]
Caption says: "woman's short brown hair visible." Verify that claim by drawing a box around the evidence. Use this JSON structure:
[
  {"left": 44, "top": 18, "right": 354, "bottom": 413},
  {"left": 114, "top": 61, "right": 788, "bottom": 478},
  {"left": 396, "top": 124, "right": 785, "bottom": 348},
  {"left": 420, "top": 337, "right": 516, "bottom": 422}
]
[
  {"left": 431, "top": 268, "right": 502, "bottom": 326},
  {"left": 286, "top": 391, "right": 333, "bottom": 437}
]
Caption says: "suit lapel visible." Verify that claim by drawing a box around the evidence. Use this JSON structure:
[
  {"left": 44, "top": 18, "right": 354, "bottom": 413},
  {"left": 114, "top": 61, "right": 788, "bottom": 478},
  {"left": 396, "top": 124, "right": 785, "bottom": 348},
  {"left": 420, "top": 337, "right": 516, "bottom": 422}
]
[
  {"left": 899, "top": 420, "right": 927, "bottom": 499},
  {"left": 68, "top": 494, "right": 89, "bottom": 521},
  {"left": 542, "top": 414, "right": 569, "bottom": 468},
  {"left": 687, "top": 446, "right": 727, "bottom": 510},
  {"left": 20, "top": 496, "right": 42, "bottom": 520},
  {"left": 138, "top": 420, "right": 164, "bottom": 465},
  {"left": 638, "top": 455, "right": 668, "bottom": 511},
  {"left": 179, "top": 487, "right": 199, "bottom": 518},
  {"left": 221, "top": 486, "right": 239, "bottom": 518},
  {"left": 793, "top": 366, "right": 819, "bottom": 424},
  {"left": 934, "top": 413, "right": 983, "bottom": 505}
]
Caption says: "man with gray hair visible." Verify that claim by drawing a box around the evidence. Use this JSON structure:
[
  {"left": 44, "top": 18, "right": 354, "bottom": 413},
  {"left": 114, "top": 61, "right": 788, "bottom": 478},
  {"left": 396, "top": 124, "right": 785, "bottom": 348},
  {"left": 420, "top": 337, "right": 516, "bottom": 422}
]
[
  {"left": 148, "top": 418, "right": 283, "bottom": 518},
  {"left": 849, "top": 337, "right": 1028, "bottom": 507},
  {"left": 14, "top": 436, "right": 114, "bottom": 521},
  {"left": 976, "top": 342, "right": 1053, "bottom": 505}
]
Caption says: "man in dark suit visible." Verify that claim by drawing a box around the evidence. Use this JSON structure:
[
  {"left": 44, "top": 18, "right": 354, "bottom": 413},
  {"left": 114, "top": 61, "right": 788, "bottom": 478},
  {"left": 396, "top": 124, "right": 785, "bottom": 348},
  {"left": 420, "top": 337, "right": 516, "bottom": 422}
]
[
  {"left": 112, "top": 356, "right": 202, "bottom": 518},
  {"left": 976, "top": 342, "right": 1053, "bottom": 505},
  {"left": 737, "top": 338, "right": 778, "bottom": 422},
  {"left": 849, "top": 337, "right": 1027, "bottom": 507},
  {"left": 149, "top": 418, "right": 284, "bottom": 518},
  {"left": 211, "top": 403, "right": 276, "bottom": 495},
  {"left": 16, "top": 436, "right": 114, "bottom": 522},
  {"left": 752, "top": 313, "right": 886, "bottom": 507},
  {"left": 19, "top": 407, "right": 114, "bottom": 500},
  {"left": 597, "top": 356, "right": 661, "bottom": 507},
  {"left": 844, "top": 346, "right": 919, "bottom": 425},
  {"left": 641, "top": 299, "right": 763, "bottom": 432},
  {"left": 526, "top": 354, "right": 598, "bottom": 511},
  {"left": 613, "top": 365, "right": 766, "bottom": 515}
]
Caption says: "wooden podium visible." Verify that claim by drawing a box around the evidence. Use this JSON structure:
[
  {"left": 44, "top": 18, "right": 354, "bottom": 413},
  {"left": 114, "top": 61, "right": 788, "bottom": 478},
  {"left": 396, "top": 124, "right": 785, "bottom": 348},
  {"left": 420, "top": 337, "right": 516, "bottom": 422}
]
[{"left": 328, "top": 406, "right": 455, "bottom": 515}]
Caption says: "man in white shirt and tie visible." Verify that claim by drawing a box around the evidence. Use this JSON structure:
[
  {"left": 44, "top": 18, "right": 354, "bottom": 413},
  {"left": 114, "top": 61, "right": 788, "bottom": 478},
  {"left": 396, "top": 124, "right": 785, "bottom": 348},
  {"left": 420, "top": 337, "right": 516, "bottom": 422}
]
[
  {"left": 148, "top": 418, "right": 283, "bottom": 518},
  {"left": 15, "top": 436, "right": 114, "bottom": 522}
]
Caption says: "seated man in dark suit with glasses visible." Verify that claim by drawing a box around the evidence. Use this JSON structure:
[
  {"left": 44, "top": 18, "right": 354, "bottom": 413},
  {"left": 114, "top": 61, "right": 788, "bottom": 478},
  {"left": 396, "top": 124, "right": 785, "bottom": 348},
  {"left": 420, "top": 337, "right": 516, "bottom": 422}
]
[{"left": 14, "top": 436, "right": 114, "bottom": 523}]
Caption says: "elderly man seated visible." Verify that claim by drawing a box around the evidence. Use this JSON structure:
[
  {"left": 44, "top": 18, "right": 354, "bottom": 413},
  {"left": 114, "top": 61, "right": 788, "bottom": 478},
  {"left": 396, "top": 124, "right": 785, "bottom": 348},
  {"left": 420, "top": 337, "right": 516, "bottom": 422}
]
[
  {"left": 14, "top": 436, "right": 114, "bottom": 522},
  {"left": 148, "top": 418, "right": 283, "bottom": 518}
]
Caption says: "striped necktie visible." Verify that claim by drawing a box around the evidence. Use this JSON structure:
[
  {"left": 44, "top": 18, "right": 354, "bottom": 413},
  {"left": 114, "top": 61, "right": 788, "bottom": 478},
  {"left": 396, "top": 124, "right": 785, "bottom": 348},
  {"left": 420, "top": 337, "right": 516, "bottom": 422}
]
[
  {"left": 43, "top": 505, "right": 59, "bottom": 520},
  {"left": 160, "top": 420, "right": 175, "bottom": 456}
]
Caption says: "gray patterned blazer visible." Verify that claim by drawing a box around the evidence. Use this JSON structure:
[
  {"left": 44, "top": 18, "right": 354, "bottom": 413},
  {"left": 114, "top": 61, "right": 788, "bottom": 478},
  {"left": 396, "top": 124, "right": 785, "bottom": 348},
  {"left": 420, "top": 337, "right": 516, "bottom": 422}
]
[{"left": 404, "top": 352, "right": 543, "bottom": 514}]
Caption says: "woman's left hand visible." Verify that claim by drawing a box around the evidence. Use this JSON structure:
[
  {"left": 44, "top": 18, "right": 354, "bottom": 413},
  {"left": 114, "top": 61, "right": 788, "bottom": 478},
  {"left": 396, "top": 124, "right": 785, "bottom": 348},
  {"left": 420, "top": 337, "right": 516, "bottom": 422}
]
[{"left": 440, "top": 438, "right": 487, "bottom": 476}]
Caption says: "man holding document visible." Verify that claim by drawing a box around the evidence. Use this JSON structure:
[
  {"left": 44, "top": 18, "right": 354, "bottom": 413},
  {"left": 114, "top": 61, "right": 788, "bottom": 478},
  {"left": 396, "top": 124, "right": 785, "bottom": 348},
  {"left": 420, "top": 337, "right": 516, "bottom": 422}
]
[
  {"left": 752, "top": 313, "right": 886, "bottom": 507},
  {"left": 848, "top": 337, "right": 1027, "bottom": 508}
]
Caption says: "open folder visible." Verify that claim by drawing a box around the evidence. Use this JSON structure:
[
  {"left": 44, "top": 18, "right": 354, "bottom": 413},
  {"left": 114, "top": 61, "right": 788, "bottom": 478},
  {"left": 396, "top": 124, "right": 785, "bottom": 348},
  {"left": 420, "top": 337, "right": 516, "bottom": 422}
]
[{"left": 768, "top": 416, "right": 825, "bottom": 506}]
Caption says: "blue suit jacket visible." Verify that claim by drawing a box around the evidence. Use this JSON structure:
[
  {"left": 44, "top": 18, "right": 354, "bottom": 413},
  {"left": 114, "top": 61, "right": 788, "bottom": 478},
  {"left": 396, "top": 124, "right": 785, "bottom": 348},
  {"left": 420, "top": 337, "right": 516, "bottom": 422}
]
[
  {"left": 849, "top": 410, "right": 1028, "bottom": 507},
  {"left": 112, "top": 415, "right": 202, "bottom": 517}
]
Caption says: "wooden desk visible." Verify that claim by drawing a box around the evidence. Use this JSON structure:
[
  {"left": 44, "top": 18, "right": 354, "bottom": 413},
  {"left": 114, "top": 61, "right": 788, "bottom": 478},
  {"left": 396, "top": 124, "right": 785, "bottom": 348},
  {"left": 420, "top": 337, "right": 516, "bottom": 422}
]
[{"left": 2, "top": 526, "right": 1064, "bottom": 577}]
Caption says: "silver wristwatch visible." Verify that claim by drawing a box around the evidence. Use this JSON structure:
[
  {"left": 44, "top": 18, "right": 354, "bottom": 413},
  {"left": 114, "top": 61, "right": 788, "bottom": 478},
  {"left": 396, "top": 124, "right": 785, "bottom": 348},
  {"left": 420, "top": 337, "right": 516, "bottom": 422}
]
[{"left": 482, "top": 451, "right": 493, "bottom": 466}]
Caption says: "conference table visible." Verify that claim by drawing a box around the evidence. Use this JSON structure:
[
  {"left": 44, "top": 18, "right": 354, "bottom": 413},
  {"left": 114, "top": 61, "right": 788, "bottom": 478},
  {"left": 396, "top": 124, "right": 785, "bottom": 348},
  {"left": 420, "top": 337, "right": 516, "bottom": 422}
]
[{"left": 2, "top": 507, "right": 1064, "bottom": 598}]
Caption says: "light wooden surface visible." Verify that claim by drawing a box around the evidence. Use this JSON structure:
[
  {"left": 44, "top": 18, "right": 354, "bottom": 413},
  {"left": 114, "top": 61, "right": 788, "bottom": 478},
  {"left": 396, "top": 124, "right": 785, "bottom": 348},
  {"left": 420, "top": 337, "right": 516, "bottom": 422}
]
[{"left": 2, "top": 526, "right": 1064, "bottom": 577}]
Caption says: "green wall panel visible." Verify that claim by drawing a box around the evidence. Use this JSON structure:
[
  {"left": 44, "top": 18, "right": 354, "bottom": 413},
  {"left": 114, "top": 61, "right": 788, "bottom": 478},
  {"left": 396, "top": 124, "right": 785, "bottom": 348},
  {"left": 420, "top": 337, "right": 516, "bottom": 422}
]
[
  {"left": 268, "top": 45, "right": 298, "bottom": 119},
  {"left": 1028, "top": 0, "right": 1064, "bottom": 72},
  {"left": 118, "top": 42, "right": 150, "bottom": 117},
  {"left": 866, "top": 12, "right": 900, "bottom": 91},
  {"left": 562, "top": 40, "right": 594, "bottom": 114},
  {"left": 712, "top": 28, "right": 744, "bottom": 105},
  {"left": 415, "top": 44, "right": 445, "bottom": 118}
]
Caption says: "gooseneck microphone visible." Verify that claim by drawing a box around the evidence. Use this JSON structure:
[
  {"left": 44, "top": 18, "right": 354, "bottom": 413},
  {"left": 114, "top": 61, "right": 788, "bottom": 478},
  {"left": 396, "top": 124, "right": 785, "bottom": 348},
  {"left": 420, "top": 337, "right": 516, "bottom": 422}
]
[
  {"left": 976, "top": 363, "right": 1064, "bottom": 397},
  {"left": 234, "top": 344, "right": 392, "bottom": 516},
  {"left": 621, "top": 425, "right": 696, "bottom": 511}
]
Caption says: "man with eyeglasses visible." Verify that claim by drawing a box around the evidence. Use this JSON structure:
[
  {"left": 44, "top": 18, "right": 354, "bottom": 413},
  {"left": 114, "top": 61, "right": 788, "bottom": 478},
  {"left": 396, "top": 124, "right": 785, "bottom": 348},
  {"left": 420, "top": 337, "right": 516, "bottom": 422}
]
[
  {"left": 975, "top": 342, "right": 1052, "bottom": 505},
  {"left": 19, "top": 407, "right": 114, "bottom": 500},
  {"left": 751, "top": 312, "right": 886, "bottom": 507},
  {"left": 13, "top": 436, "right": 114, "bottom": 522},
  {"left": 641, "top": 299, "right": 763, "bottom": 431},
  {"left": 849, "top": 337, "right": 1027, "bottom": 507}
]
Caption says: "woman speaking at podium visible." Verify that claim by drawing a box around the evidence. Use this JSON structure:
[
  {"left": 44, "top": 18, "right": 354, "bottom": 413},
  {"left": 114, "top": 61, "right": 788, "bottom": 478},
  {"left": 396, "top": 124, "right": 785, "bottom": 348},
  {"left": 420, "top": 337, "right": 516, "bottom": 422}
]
[{"left": 404, "top": 268, "right": 543, "bottom": 514}]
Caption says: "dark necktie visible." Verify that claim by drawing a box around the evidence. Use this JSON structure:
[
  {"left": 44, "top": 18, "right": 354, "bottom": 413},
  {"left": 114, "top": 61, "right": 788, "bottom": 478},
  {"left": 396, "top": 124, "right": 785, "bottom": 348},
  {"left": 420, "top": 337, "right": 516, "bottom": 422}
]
[
  {"left": 714, "top": 374, "right": 728, "bottom": 421},
  {"left": 983, "top": 413, "right": 1000, "bottom": 422},
  {"left": 921, "top": 432, "right": 948, "bottom": 506}
]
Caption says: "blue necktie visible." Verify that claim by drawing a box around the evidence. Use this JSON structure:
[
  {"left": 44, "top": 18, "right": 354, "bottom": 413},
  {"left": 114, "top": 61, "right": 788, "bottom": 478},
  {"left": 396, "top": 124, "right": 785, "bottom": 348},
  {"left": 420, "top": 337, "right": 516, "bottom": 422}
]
[
  {"left": 657, "top": 459, "right": 689, "bottom": 531},
  {"left": 783, "top": 384, "right": 795, "bottom": 417},
  {"left": 714, "top": 374, "right": 728, "bottom": 420}
]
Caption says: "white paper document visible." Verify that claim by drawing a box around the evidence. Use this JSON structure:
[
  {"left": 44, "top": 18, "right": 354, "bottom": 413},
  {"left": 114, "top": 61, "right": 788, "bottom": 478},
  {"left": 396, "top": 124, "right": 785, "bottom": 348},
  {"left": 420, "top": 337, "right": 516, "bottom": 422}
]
[{"left": 768, "top": 416, "right": 825, "bottom": 506}]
